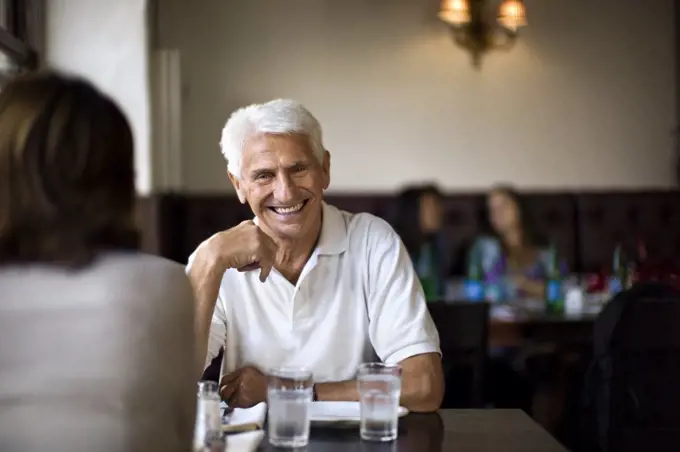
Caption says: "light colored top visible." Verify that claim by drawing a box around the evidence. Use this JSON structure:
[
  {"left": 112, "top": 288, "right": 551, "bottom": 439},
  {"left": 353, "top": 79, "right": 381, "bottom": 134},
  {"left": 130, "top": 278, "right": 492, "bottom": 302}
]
[
  {"left": 0, "top": 252, "right": 196, "bottom": 452},
  {"left": 469, "top": 236, "right": 568, "bottom": 300},
  {"left": 188, "top": 202, "right": 441, "bottom": 382}
]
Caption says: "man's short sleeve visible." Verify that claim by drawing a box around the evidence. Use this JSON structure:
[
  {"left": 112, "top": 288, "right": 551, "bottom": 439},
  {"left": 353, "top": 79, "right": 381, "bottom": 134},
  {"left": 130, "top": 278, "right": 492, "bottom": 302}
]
[{"left": 363, "top": 218, "right": 441, "bottom": 364}]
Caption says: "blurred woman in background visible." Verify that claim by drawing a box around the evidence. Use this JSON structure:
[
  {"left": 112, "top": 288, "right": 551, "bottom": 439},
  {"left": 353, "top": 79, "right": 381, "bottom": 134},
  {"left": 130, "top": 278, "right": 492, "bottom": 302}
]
[
  {"left": 470, "top": 184, "right": 565, "bottom": 300},
  {"left": 394, "top": 184, "right": 451, "bottom": 300},
  {"left": 0, "top": 72, "right": 195, "bottom": 451},
  {"left": 468, "top": 185, "right": 571, "bottom": 418}
]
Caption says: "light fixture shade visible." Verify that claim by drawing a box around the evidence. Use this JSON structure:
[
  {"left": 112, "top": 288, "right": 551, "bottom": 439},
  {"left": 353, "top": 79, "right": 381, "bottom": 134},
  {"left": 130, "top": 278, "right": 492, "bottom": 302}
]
[
  {"left": 438, "top": 0, "right": 471, "bottom": 26},
  {"left": 498, "top": 0, "right": 527, "bottom": 31}
]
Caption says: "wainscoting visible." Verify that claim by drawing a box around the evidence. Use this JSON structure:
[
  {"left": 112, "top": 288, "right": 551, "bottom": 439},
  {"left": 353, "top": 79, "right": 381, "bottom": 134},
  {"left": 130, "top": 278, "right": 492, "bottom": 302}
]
[{"left": 136, "top": 190, "right": 680, "bottom": 273}]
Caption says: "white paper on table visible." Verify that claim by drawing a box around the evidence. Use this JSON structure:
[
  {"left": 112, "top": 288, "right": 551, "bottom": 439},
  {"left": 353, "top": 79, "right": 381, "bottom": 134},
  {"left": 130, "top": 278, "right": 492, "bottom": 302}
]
[
  {"left": 221, "top": 402, "right": 267, "bottom": 433},
  {"left": 225, "top": 430, "right": 265, "bottom": 452}
]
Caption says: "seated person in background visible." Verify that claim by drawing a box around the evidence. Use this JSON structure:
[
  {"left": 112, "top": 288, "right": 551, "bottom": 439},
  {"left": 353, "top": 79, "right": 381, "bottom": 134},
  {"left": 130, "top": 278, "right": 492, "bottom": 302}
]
[
  {"left": 393, "top": 184, "right": 451, "bottom": 300},
  {"left": 0, "top": 72, "right": 196, "bottom": 452},
  {"left": 470, "top": 185, "right": 566, "bottom": 300},
  {"left": 470, "top": 186, "right": 568, "bottom": 414},
  {"left": 187, "top": 99, "right": 444, "bottom": 412}
]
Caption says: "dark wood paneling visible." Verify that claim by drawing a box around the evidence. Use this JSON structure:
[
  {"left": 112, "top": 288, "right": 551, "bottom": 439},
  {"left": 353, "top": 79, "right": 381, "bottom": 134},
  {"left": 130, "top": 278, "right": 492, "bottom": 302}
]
[{"left": 137, "top": 190, "right": 680, "bottom": 272}]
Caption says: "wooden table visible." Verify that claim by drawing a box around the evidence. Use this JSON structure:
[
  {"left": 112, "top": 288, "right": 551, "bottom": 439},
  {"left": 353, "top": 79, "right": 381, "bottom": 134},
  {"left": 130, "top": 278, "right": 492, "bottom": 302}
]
[
  {"left": 490, "top": 314, "right": 596, "bottom": 348},
  {"left": 257, "top": 409, "right": 567, "bottom": 451}
]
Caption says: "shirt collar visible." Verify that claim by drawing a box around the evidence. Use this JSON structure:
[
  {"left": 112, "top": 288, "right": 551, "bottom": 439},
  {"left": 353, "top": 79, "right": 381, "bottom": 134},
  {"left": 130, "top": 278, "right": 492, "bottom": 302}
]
[
  {"left": 252, "top": 201, "right": 347, "bottom": 256},
  {"left": 316, "top": 202, "right": 347, "bottom": 255}
]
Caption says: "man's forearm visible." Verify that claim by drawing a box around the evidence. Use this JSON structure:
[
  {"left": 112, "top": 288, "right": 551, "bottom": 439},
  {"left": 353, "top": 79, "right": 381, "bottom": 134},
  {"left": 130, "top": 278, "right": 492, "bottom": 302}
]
[
  {"left": 315, "top": 380, "right": 423, "bottom": 405},
  {"left": 399, "top": 354, "right": 445, "bottom": 412},
  {"left": 314, "top": 372, "right": 442, "bottom": 413},
  {"left": 188, "top": 257, "right": 224, "bottom": 377},
  {"left": 315, "top": 380, "right": 359, "bottom": 402},
  {"left": 399, "top": 376, "right": 443, "bottom": 413}
]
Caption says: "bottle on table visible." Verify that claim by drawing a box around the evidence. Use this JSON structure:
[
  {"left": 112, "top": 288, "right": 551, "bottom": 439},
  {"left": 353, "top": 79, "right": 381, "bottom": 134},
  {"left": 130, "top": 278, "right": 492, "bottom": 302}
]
[
  {"left": 629, "top": 238, "right": 647, "bottom": 285},
  {"left": 610, "top": 244, "right": 629, "bottom": 296},
  {"left": 417, "top": 241, "right": 438, "bottom": 302},
  {"left": 464, "top": 245, "right": 485, "bottom": 302},
  {"left": 484, "top": 271, "right": 505, "bottom": 303},
  {"left": 545, "top": 242, "right": 564, "bottom": 315}
]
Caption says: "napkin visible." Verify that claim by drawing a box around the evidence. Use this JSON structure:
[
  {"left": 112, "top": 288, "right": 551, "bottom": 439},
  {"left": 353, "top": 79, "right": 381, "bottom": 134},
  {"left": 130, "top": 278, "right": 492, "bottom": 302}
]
[
  {"left": 225, "top": 430, "right": 265, "bottom": 452},
  {"left": 221, "top": 401, "right": 267, "bottom": 433},
  {"left": 220, "top": 402, "right": 267, "bottom": 452}
]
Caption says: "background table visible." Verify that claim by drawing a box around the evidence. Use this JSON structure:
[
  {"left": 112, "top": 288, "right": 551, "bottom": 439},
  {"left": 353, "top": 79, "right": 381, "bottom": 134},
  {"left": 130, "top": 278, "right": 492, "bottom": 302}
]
[{"left": 256, "top": 409, "right": 567, "bottom": 451}]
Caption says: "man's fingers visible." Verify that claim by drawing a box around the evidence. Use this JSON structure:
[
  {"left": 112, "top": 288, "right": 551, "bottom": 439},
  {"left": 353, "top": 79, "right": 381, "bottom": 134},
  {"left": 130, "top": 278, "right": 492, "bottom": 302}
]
[
  {"left": 219, "top": 370, "right": 243, "bottom": 401},
  {"left": 255, "top": 239, "right": 277, "bottom": 283},
  {"left": 259, "top": 264, "right": 272, "bottom": 282},
  {"left": 235, "top": 261, "right": 272, "bottom": 282},
  {"left": 220, "top": 381, "right": 240, "bottom": 402},
  {"left": 237, "top": 263, "right": 260, "bottom": 272},
  {"left": 219, "top": 369, "right": 242, "bottom": 386},
  {"left": 258, "top": 248, "right": 276, "bottom": 282}
]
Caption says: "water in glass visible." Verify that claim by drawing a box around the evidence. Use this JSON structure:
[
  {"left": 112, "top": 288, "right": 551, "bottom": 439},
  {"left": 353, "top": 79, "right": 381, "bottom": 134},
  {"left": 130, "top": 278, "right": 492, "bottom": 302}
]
[
  {"left": 193, "top": 381, "right": 223, "bottom": 452},
  {"left": 357, "top": 363, "right": 402, "bottom": 442},
  {"left": 267, "top": 368, "right": 313, "bottom": 448}
]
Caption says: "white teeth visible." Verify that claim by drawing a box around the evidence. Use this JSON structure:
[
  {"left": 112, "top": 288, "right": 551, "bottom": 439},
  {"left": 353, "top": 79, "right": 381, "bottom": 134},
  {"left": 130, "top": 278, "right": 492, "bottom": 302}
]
[{"left": 273, "top": 202, "right": 305, "bottom": 214}]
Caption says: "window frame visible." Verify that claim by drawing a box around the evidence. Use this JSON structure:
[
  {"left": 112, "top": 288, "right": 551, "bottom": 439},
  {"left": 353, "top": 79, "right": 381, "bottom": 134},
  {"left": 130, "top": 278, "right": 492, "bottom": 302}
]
[{"left": 0, "top": 0, "right": 38, "bottom": 71}]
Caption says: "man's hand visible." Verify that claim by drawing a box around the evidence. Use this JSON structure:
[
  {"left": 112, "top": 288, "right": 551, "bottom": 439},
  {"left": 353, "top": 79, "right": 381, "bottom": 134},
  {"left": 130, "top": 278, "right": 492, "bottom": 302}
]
[
  {"left": 195, "top": 220, "right": 279, "bottom": 283},
  {"left": 219, "top": 366, "right": 268, "bottom": 408}
]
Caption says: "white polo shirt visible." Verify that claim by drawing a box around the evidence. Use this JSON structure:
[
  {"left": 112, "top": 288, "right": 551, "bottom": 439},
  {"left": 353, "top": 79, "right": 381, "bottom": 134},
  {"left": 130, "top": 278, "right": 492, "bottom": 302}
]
[{"left": 187, "top": 202, "right": 440, "bottom": 383}]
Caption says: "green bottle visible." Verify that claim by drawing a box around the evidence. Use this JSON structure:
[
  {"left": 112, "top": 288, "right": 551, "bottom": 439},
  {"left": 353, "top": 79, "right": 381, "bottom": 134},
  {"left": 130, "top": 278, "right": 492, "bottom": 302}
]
[
  {"left": 417, "top": 242, "right": 438, "bottom": 302},
  {"left": 464, "top": 245, "right": 485, "bottom": 301},
  {"left": 545, "top": 243, "right": 564, "bottom": 315},
  {"left": 610, "top": 244, "right": 628, "bottom": 295}
]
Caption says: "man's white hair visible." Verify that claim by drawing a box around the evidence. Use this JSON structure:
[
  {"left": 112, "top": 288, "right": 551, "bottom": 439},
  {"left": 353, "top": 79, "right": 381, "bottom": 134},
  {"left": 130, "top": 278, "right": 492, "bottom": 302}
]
[{"left": 220, "top": 99, "right": 325, "bottom": 178}]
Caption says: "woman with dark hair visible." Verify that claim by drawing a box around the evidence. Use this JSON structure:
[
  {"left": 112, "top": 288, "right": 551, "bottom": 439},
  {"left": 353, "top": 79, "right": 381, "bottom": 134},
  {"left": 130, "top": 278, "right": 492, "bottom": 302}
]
[
  {"left": 394, "top": 184, "right": 450, "bottom": 300},
  {"left": 0, "top": 72, "right": 196, "bottom": 451},
  {"left": 471, "top": 185, "right": 569, "bottom": 415},
  {"left": 470, "top": 184, "right": 564, "bottom": 301}
]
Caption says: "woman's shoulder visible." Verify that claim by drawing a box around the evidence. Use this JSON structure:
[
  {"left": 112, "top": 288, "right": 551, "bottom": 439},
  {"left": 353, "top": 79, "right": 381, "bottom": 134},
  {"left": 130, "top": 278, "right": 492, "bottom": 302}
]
[
  {"left": 102, "top": 251, "right": 184, "bottom": 271},
  {"left": 94, "top": 253, "right": 194, "bottom": 320},
  {"left": 0, "top": 252, "right": 193, "bottom": 315},
  {"left": 98, "top": 252, "right": 190, "bottom": 290},
  {"left": 0, "top": 252, "right": 185, "bottom": 280}
]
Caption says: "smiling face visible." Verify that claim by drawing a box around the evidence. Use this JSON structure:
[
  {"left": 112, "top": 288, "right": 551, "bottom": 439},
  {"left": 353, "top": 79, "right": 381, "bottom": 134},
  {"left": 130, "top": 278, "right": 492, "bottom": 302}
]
[{"left": 229, "top": 133, "right": 330, "bottom": 241}]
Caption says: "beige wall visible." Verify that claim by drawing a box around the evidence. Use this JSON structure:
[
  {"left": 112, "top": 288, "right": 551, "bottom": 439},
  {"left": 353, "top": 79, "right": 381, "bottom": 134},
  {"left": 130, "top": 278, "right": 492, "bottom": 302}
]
[
  {"left": 46, "top": 0, "right": 153, "bottom": 194},
  {"left": 156, "top": 0, "right": 676, "bottom": 193}
]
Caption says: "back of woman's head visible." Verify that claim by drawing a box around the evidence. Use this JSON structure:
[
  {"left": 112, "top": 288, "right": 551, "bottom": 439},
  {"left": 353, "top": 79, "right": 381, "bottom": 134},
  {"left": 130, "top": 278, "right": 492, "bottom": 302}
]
[{"left": 0, "top": 71, "right": 138, "bottom": 267}]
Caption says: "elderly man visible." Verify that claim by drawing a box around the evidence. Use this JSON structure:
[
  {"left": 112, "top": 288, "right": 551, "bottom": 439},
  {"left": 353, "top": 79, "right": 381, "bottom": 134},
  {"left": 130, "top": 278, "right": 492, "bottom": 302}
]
[{"left": 187, "top": 99, "right": 444, "bottom": 413}]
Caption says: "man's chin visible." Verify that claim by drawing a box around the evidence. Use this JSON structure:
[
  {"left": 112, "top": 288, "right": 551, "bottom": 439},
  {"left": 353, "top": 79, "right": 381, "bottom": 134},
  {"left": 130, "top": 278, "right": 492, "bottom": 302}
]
[{"left": 260, "top": 212, "right": 307, "bottom": 239}]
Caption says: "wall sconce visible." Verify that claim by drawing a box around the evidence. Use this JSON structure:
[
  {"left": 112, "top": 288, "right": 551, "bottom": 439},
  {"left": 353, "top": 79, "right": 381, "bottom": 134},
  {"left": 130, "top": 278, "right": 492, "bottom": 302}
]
[{"left": 439, "top": 0, "right": 527, "bottom": 68}]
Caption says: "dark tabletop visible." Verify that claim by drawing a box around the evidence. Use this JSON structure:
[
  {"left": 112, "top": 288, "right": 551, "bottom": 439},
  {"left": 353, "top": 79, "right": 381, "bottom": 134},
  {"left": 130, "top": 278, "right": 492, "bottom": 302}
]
[{"left": 256, "top": 409, "right": 567, "bottom": 452}]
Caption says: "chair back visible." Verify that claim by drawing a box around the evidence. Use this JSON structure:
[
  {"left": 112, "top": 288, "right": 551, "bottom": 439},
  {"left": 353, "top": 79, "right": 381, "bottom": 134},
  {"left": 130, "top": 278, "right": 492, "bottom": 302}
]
[
  {"left": 608, "top": 297, "right": 680, "bottom": 452},
  {"left": 427, "top": 301, "right": 489, "bottom": 408}
]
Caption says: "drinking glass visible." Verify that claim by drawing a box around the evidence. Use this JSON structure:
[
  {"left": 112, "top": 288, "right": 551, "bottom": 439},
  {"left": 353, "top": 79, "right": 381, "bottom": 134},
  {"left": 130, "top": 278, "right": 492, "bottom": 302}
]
[
  {"left": 267, "top": 367, "right": 313, "bottom": 448},
  {"left": 193, "top": 381, "right": 224, "bottom": 452},
  {"left": 357, "top": 363, "right": 402, "bottom": 442}
]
